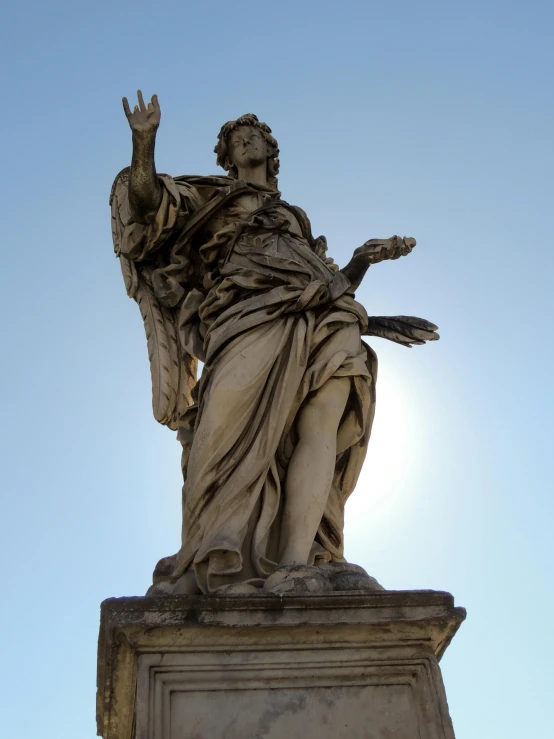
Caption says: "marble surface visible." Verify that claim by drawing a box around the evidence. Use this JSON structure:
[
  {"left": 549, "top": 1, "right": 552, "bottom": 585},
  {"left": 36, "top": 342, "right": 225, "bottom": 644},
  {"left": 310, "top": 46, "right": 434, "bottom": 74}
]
[
  {"left": 111, "top": 98, "right": 439, "bottom": 594},
  {"left": 97, "top": 590, "right": 465, "bottom": 739}
]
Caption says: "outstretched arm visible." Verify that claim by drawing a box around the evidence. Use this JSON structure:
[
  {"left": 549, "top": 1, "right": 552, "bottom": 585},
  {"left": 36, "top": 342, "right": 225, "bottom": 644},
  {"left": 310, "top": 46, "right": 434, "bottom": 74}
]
[
  {"left": 122, "top": 90, "right": 163, "bottom": 224},
  {"left": 340, "top": 236, "right": 416, "bottom": 293}
]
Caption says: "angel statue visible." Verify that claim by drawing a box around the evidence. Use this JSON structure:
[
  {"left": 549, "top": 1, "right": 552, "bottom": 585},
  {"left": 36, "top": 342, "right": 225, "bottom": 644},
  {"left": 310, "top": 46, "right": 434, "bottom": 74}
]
[{"left": 110, "top": 91, "right": 439, "bottom": 596}]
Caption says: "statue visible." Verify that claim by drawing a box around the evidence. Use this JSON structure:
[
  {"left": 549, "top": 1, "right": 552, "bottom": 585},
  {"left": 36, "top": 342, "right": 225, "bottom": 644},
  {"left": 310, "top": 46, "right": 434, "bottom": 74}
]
[{"left": 110, "top": 91, "right": 439, "bottom": 596}]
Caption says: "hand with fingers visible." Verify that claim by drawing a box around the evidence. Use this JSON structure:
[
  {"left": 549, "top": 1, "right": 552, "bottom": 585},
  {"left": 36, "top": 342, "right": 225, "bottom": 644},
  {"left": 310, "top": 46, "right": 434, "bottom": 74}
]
[
  {"left": 340, "top": 236, "right": 416, "bottom": 292},
  {"left": 122, "top": 91, "right": 163, "bottom": 221},
  {"left": 354, "top": 236, "right": 416, "bottom": 267},
  {"left": 122, "top": 90, "right": 161, "bottom": 135}
]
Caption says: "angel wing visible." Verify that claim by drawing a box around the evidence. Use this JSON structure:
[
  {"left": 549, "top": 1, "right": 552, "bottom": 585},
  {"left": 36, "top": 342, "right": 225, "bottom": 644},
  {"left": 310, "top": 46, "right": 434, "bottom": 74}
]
[
  {"left": 365, "top": 315, "right": 440, "bottom": 348},
  {"left": 110, "top": 168, "right": 197, "bottom": 430}
]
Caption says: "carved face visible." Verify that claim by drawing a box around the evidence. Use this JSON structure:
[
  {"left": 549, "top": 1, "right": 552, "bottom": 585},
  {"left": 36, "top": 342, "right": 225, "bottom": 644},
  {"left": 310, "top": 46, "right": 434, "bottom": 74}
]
[{"left": 228, "top": 125, "right": 269, "bottom": 170}]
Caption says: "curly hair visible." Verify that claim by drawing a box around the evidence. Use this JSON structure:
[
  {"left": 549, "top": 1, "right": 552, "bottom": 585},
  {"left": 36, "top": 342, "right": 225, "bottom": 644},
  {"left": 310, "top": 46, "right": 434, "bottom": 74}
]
[{"left": 214, "top": 113, "right": 280, "bottom": 190}]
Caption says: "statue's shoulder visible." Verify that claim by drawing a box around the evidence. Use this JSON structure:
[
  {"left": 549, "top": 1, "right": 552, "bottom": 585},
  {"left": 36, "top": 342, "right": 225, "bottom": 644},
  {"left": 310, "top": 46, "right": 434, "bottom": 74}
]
[
  {"left": 110, "top": 167, "right": 130, "bottom": 206},
  {"left": 174, "top": 174, "right": 234, "bottom": 189},
  {"left": 109, "top": 170, "right": 233, "bottom": 206}
]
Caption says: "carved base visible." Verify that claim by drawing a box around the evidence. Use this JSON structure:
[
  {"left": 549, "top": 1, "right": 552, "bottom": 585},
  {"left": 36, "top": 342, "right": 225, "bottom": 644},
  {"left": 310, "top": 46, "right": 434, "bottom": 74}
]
[{"left": 97, "top": 591, "right": 465, "bottom": 739}]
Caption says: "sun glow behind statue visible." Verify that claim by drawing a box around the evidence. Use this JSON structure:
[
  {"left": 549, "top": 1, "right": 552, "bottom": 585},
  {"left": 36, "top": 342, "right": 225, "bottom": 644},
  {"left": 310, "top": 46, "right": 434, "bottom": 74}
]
[{"left": 344, "top": 359, "right": 427, "bottom": 553}]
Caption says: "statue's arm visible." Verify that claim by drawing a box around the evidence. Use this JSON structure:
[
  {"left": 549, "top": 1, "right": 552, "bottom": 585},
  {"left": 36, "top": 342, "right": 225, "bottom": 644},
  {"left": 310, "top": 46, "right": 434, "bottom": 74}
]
[
  {"left": 122, "top": 91, "right": 163, "bottom": 225},
  {"left": 340, "top": 237, "right": 416, "bottom": 293}
]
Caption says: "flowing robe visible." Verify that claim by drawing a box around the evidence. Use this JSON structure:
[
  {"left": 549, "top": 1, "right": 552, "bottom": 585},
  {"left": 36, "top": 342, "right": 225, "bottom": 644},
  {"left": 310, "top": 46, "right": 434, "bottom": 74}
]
[{"left": 118, "top": 174, "right": 377, "bottom": 593}]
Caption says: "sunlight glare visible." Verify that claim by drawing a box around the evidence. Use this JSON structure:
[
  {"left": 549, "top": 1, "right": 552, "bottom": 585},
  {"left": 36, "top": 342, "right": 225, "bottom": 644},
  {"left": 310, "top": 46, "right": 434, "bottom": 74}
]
[{"left": 345, "top": 362, "right": 427, "bottom": 540}]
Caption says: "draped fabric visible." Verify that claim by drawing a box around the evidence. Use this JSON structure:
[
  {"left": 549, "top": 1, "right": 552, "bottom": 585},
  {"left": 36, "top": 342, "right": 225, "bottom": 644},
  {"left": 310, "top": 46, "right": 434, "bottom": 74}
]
[{"left": 118, "top": 175, "right": 377, "bottom": 593}]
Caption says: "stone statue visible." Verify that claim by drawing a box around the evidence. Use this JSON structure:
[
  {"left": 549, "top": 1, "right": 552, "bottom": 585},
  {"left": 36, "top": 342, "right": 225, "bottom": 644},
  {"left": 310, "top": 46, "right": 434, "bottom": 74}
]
[{"left": 110, "top": 91, "right": 439, "bottom": 596}]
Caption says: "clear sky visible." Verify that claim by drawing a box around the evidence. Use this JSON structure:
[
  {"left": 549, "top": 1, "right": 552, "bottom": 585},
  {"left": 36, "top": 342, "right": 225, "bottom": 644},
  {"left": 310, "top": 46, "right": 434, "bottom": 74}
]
[{"left": 1, "top": 1, "right": 553, "bottom": 737}]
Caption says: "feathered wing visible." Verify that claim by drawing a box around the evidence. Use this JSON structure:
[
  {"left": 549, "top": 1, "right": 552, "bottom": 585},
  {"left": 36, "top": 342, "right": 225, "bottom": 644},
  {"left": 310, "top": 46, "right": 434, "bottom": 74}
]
[
  {"left": 110, "top": 168, "right": 197, "bottom": 430},
  {"left": 365, "top": 315, "right": 440, "bottom": 348}
]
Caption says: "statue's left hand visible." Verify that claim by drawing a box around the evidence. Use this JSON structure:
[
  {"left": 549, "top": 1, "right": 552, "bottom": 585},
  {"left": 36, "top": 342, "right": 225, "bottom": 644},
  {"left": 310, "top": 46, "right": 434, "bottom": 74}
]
[
  {"left": 354, "top": 236, "right": 416, "bottom": 266},
  {"left": 340, "top": 236, "right": 416, "bottom": 293}
]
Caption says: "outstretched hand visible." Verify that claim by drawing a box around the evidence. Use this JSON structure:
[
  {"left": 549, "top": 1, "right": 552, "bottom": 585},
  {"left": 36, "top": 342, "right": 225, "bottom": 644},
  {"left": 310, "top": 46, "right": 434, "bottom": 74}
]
[
  {"left": 340, "top": 236, "right": 417, "bottom": 294},
  {"left": 122, "top": 90, "right": 161, "bottom": 134},
  {"left": 354, "top": 236, "right": 416, "bottom": 266}
]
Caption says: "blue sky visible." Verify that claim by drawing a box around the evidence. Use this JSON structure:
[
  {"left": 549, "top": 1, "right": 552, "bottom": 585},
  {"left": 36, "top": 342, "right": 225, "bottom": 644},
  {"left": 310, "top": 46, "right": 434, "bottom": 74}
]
[{"left": 1, "top": 1, "right": 553, "bottom": 737}]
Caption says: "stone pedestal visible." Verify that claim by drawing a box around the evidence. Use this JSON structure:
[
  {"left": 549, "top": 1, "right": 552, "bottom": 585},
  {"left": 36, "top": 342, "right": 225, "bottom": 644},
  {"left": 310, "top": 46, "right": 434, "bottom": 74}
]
[{"left": 97, "top": 591, "right": 465, "bottom": 739}]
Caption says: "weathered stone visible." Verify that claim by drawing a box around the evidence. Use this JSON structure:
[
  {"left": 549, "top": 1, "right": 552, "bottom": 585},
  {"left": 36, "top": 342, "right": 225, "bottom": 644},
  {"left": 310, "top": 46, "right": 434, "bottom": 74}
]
[
  {"left": 111, "top": 96, "right": 440, "bottom": 594},
  {"left": 97, "top": 590, "right": 465, "bottom": 739}
]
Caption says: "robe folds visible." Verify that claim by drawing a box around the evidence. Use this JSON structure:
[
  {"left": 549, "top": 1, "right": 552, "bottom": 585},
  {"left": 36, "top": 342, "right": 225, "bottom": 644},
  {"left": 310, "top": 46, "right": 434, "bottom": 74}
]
[{"left": 118, "top": 174, "right": 377, "bottom": 593}]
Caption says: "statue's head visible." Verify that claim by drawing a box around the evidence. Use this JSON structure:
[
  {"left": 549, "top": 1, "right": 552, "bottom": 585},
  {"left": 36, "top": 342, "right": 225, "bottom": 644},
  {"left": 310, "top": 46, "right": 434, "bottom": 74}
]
[{"left": 215, "top": 113, "right": 280, "bottom": 189}]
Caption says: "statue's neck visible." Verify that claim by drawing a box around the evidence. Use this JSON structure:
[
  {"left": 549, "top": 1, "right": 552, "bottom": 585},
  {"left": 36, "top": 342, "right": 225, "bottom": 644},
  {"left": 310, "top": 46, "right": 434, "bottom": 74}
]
[{"left": 236, "top": 163, "right": 268, "bottom": 188}]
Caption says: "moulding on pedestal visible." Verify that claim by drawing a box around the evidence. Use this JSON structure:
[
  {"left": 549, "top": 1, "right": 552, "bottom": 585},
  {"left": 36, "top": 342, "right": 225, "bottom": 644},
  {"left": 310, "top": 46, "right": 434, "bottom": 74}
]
[{"left": 97, "top": 590, "right": 465, "bottom": 739}]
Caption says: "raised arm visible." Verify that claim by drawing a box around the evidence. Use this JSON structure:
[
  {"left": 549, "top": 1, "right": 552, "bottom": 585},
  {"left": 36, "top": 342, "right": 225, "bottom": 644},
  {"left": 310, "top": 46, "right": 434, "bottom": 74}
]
[{"left": 122, "top": 90, "right": 163, "bottom": 224}]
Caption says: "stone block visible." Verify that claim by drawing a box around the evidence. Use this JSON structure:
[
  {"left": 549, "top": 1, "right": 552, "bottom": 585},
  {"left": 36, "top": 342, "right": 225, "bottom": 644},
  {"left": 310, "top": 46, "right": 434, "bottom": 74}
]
[{"left": 97, "top": 591, "right": 465, "bottom": 739}]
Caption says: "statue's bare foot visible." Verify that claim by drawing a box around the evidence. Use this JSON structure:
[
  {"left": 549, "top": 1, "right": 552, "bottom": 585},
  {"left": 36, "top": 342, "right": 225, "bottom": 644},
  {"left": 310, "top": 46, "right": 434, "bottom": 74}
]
[
  {"left": 264, "top": 563, "right": 333, "bottom": 595},
  {"left": 263, "top": 562, "right": 384, "bottom": 595},
  {"left": 318, "top": 562, "right": 385, "bottom": 592}
]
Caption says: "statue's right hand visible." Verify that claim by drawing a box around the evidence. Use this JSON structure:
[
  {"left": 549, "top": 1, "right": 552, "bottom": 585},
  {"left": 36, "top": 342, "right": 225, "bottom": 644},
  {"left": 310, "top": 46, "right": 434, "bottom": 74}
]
[{"left": 122, "top": 90, "right": 161, "bottom": 134}]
